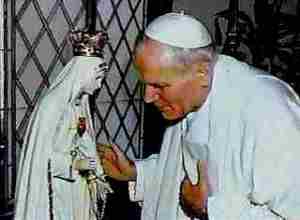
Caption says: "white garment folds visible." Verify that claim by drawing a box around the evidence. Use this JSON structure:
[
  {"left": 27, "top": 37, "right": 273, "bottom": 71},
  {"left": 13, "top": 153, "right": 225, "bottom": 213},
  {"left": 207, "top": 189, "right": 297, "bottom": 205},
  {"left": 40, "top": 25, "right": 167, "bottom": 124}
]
[
  {"left": 14, "top": 56, "right": 107, "bottom": 220},
  {"left": 130, "top": 55, "right": 300, "bottom": 220}
]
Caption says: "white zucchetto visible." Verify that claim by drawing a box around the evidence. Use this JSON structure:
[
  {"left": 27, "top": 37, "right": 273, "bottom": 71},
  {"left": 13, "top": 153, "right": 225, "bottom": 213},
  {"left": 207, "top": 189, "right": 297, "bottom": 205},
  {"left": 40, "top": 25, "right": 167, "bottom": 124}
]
[{"left": 145, "top": 12, "right": 212, "bottom": 48}]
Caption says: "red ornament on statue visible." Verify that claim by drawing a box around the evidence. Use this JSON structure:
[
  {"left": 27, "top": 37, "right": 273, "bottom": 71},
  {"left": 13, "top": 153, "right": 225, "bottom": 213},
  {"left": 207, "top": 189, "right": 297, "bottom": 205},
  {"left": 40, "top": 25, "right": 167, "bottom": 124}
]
[{"left": 77, "top": 117, "right": 86, "bottom": 137}]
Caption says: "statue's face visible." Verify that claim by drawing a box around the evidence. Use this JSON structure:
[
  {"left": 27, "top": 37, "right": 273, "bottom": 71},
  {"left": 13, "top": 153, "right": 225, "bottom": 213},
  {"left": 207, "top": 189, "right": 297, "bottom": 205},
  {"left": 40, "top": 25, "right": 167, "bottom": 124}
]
[{"left": 81, "top": 57, "right": 107, "bottom": 95}]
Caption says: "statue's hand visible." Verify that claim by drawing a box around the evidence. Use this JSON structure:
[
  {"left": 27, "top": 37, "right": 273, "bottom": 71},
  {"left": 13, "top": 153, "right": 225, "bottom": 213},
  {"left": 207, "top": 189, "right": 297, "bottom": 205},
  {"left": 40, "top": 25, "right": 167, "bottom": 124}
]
[
  {"left": 179, "top": 161, "right": 209, "bottom": 219},
  {"left": 96, "top": 143, "right": 136, "bottom": 181},
  {"left": 74, "top": 157, "right": 97, "bottom": 171}
]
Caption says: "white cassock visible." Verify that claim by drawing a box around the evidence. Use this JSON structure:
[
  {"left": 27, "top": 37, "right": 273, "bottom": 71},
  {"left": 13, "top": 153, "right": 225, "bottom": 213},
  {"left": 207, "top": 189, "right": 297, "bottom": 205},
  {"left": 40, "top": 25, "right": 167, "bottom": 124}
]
[
  {"left": 129, "top": 55, "right": 300, "bottom": 220},
  {"left": 14, "top": 56, "right": 111, "bottom": 220}
]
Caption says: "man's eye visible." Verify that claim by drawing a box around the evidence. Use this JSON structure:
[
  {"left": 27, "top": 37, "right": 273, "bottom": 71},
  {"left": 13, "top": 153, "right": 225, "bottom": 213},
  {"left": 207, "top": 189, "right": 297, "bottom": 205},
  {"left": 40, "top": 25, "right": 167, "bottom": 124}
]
[
  {"left": 156, "top": 84, "right": 170, "bottom": 89},
  {"left": 152, "top": 84, "right": 162, "bottom": 89},
  {"left": 148, "top": 83, "right": 169, "bottom": 89},
  {"left": 139, "top": 80, "right": 170, "bottom": 90}
]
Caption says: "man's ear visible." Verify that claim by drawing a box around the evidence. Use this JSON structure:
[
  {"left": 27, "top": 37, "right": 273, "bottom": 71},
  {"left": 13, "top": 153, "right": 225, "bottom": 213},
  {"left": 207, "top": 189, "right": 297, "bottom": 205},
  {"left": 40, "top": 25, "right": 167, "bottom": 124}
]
[
  {"left": 195, "top": 72, "right": 209, "bottom": 87},
  {"left": 194, "top": 63, "right": 209, "bottom": 87}
]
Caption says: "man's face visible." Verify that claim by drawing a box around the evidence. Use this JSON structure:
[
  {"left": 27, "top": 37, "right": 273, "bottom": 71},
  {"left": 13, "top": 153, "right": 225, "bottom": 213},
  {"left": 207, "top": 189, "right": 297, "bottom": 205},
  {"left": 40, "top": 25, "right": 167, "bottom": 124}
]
[{"left": 134, "top": 40, "right": 209, "bottom": 121}]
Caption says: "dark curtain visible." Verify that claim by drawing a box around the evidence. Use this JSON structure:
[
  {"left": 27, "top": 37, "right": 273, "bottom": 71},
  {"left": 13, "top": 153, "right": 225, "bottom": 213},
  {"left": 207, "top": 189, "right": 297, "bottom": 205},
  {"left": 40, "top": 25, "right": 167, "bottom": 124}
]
[{"left": 143, "top": 0, "right": 174, "bottom": 158}]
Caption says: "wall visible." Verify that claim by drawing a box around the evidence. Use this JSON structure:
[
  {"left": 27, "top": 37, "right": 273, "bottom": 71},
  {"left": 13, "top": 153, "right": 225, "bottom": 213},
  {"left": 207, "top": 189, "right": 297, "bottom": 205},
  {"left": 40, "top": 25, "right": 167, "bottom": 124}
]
[
  {"left": 173, "top": 0, "right": 254, "bottom": 43},
  {"left": 173, "top": 0, "right": 298, "bottom": 45}
]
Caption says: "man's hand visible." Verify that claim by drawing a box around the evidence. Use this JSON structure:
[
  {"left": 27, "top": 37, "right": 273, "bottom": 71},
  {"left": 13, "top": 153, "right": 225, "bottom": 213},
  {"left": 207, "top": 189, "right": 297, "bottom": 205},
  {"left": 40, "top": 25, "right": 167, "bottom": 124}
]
[
  {"left": 96, "top": 143, "right": 137, "bottom": 181},
  {"left": 179, "top": 161, "right": 209, "bottom": 219}
]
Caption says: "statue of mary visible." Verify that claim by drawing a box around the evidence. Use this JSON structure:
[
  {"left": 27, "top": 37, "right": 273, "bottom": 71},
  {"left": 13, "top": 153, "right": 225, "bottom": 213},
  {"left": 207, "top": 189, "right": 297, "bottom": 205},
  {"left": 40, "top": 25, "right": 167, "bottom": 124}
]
[{"left": 14, "top": 31, "right": 112, "bottom": 220}]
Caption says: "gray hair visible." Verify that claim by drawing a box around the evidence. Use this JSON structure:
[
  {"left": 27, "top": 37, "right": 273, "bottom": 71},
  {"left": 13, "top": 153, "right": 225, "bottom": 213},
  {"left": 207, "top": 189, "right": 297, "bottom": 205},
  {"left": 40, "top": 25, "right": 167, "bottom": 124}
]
[{"left": 134, "top": 36, "right": 217, "bottom": 79}]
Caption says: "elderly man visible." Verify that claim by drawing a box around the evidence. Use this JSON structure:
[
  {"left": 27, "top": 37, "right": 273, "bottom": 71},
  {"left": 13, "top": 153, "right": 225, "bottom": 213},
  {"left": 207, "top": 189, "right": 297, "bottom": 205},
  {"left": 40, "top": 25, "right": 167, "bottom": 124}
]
[{"left": 98, "top": 12, "right": 300, "bottom": 220}]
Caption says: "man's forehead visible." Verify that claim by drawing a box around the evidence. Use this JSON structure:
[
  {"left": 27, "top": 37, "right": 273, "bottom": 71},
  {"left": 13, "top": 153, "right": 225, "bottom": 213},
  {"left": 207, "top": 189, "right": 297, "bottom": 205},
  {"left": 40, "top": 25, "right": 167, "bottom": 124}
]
[
  {"left": 135, "top": 40, "right": 177, "bottom": 69},
  {"left": 134, "top": 43, "right": 163, "bottom": 71},
  {"left": 134, "top": 39, "right": 189, "bottom": 82},
  {"left": 134, "top": 63, "right": 185, "bottom": 87}
]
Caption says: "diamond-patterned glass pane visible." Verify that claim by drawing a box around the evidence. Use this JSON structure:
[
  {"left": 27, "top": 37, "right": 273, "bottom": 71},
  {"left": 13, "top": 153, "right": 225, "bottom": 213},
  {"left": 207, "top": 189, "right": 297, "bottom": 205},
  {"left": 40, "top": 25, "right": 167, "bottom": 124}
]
[
  {"left": 115, "top": 41, "right": 130, "bottom": 73},
  {"left": 101, "top": 63, "right": 121, "bottom": 98},
  {"left": 107, "top": 18, "right": 123, "bottom": 50},
  {"left": 18, "top": 59, "right": 42, "bottom": 101},
  {"left": 37, "top": 0, "right": 56, "bottom": 18},
  {"left": 18, "top": 3, "right": 43, "bottom": 45},
  {"left": 61, "top": 0, "right": 82, "bottom": 21},
  {"left": 15, "top": 31, "right": 27, "bottom": 71},
  {"left": 49, "top": 7, "right": 70, "bottom": 46},
  {"left": 118, "top": 0, "right": 132, "bottom": 29},
  {"left": 35, "top": 34, "right": 56, "bottom": 71},
  {"left": 97, "top": 0, "right": 114, "bottom": 27},
  {"left": 126, "top": 64, "right": 139, "bottom": 95}
]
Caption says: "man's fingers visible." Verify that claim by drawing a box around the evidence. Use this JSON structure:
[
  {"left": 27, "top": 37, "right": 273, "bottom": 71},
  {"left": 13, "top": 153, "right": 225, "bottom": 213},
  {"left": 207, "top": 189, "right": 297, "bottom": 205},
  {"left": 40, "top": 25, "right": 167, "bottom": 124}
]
[
  {"left": 101, "top": 158, "right": 126, "bottom": 180},
  {"left": 97, "top": 143, "right": 123, "bottom": 161},
  {"left": 107, "top": 150, "right": 118, "bottom": 162},
  {"left": 97, "top": 145, "right": 116, "bottom": 160},
  {"left": 96, "top": 143, "right": 112, "bottom": 152},
  {"left": 180, "top": 177, "right": 193, "bottom": 200},
  {"left": 179, "top": 162, "right": 209, "bottom": 219},
  {"left": 181, "top": 175, "right": 191, "bottom": 187},
  {"left": 110, "top": 143, "right": 124, "bottom": 158},
  {"left": 102, "top": 158, "right": 118, "bottom": 173},
  {"left": 100, "top": 149, "right": 117, "bottom": 163}
]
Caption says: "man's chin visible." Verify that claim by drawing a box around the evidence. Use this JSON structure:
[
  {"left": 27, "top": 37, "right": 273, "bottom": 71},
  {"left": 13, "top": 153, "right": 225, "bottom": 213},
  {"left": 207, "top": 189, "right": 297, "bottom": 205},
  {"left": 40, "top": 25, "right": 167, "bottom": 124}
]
[{"left": 161, "top": 111, "right": 184, "bottom": 121}]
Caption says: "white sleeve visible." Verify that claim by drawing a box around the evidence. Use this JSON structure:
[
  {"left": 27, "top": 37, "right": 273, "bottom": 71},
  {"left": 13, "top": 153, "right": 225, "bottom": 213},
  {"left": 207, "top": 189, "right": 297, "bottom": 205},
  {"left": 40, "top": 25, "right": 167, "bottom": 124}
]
[
  {"left": 129, "top": 154, "right": 159, "bottom": 202},
  {"left": 208, "top": 86, "right": 300, "bottom": 220}
]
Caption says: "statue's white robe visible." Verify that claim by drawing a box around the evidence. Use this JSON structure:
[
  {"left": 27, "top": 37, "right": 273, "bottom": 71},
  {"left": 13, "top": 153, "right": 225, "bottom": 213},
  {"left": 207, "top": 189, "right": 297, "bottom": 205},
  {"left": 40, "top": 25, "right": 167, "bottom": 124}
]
[
  {"left": 130, "top": 55, "right": 300, "bottom": 220},
  {"left": 14, "top": 56, "right": 106, "bottom": 220}
]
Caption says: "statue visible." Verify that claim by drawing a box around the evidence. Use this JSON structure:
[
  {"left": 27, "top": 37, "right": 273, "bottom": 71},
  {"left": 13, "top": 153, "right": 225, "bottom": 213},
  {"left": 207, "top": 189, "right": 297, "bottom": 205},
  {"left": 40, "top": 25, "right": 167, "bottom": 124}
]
[{"left": 14, "top": 30, "right": 112, "bottom": 220}]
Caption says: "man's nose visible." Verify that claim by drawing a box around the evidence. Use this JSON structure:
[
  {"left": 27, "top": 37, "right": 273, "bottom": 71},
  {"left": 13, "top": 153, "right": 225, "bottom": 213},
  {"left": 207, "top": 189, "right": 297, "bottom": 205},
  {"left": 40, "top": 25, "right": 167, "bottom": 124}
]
[{"left": 144, "top": 85, "right": 159, "bottom": 103}]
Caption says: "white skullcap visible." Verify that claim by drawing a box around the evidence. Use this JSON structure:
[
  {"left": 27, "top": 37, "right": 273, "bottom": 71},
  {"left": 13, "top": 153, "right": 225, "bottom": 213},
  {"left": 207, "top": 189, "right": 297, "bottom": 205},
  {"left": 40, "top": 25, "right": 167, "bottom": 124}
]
[{"left": 145, "top": 12, "right": 212, "bottom": 49}]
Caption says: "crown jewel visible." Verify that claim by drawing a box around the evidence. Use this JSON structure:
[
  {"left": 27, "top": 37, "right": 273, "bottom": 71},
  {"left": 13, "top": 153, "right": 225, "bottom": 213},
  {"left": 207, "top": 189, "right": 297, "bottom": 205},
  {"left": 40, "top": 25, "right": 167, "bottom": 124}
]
[{"left": 69, "top": 30, "right": 108, "bottom": 57}]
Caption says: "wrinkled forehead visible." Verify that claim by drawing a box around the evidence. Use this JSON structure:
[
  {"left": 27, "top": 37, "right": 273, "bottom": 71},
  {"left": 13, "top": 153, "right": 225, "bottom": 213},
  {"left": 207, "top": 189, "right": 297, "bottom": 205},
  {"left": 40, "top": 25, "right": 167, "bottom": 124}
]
[
  {"left": 135, "top": 39, "right": 163, "bottom": 66},
  {"left": 134, "top": 39, "right": 186, "bottom": 82}
]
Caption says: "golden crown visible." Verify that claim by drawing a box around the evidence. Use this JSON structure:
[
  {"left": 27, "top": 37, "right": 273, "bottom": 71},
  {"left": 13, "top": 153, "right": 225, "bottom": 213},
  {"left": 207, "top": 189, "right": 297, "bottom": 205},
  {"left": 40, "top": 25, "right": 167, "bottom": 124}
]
[{"left": 69, "top": 30, "right": 108, "bottom": 57}]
